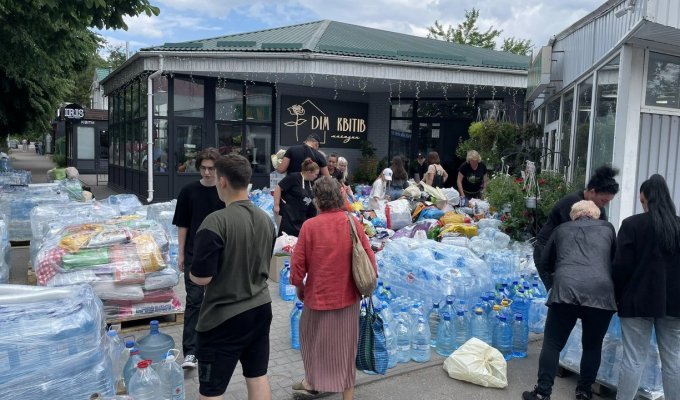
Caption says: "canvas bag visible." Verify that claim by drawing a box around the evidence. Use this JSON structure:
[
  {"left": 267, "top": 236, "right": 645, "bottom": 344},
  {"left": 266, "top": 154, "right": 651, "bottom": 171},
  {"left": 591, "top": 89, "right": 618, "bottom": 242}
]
[
  {"left": 346, "top": 212, "right": 377, "bottom": 296},
  {"left": 355, "top": 297, "right": 388, "bottom": 374}
]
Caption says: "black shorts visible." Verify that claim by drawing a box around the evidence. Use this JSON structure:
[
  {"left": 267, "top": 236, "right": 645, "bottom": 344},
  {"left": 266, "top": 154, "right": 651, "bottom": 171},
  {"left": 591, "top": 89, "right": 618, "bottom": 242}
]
[{"left": 196, "top": 303, "right": 273, "bottom": 397}]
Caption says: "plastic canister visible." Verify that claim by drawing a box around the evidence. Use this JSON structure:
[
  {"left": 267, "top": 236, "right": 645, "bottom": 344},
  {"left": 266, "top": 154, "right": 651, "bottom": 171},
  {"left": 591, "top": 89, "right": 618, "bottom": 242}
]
[{"left": 137, "top": 320, "right": 175, "bottom": 365}]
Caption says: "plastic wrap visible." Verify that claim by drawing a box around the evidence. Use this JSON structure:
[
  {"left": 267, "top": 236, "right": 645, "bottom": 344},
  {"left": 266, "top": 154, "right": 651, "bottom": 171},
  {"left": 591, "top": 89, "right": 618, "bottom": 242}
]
[
  {"left": 250, "top": 190, "right": 276, "bottom": 229},
  {"left": 101, "top": 194, "right": 143, "bottom": 216},
  {"left": 0, "top": 284, "right": 114, "bottom": 398},
  {"left": 0, "top": 169, "right": 31, "bottom": 186},
  {"left": 0, "top": 219, "right": 9, "bottom": 283},
  {"left": 59, "top": 178, "right": 84, "bottom": 201},
  {"left": 0, "top": 184, "right": 70, "bottom": 241}
]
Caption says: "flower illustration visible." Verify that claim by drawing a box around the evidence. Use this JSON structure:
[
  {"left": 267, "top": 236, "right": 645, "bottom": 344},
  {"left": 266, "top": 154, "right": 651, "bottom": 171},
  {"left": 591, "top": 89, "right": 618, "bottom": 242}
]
[{"left": 284, "top": 104, "right": 307, "bottom": 141}]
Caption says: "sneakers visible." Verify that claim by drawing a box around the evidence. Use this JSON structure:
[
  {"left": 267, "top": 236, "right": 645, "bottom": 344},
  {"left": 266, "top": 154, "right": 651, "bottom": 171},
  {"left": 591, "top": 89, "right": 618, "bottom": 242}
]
[
  {"left": 181, "top": 354, "right": 197, "bottom": 369},
  {"left": 522, "top": 386, "right": 551, "bottom": 400},
  {"left": 575, "top": 388, "right": 592, "bottom": 400}
]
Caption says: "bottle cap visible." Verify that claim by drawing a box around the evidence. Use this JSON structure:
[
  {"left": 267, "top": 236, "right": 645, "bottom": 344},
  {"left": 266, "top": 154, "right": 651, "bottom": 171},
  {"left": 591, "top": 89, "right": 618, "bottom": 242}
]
[
  {"left": 442, "top": 312, "right": 451, "bottom": 320},
  {"left": 493, "top": 305, "right": 501, "bottom": 311},
  {"left": 296, "top": 303, "right": 303, "bottom": 309},
  {"left": 456, "top": 310, "right": 465, "bottom": 316},
  {"left": 137, "top": 360, "right": 152, "bottom": 369},
  {"left": 107, "top": 330, "right": 117, "bottom": 337},
  {"left": 385, "top": 285, "right": 391, "bottom": 290},
  {"left": 498, "top": 315, "right": 507, "bottom": 322},
  {"left": 432, "top": 302, "right": 439, "bottom": 308},
  {"left": 515, "top": 314, "right": 523, "bottom": 321},
  {"left": 125, "top": 340, "right": 134, "bottom": 348},
  {"left": 474, "top": 308, "right": 483, "bottom": 314}
]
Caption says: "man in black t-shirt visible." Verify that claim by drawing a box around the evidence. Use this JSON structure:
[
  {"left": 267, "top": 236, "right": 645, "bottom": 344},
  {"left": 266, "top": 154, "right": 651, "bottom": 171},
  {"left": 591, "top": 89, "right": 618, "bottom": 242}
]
[
  {"left": 172, "top": 148, "right": 225, "bottom": 370},
  {"left": 275, "top": 134, "right": 329, "bottom": 176}
]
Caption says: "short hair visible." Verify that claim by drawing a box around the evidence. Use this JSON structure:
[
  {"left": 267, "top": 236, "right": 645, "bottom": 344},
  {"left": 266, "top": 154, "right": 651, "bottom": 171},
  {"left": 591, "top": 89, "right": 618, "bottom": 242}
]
[
  {"left": 305, "top": 134, "right": 320, "bottom": 143},
  {"left": 570, "top": 200, "right": 601, "bottom": 220},
  {"left": 301, "top": 158, "right": 320, "bottom": 173},
  {"left": 427, "top": 151, "right": 440, "bottom": 165},
  {"left": 587, "top": 165, "right": 619, "bottom": 194},
  {"left": 215, "top": 154, "right": 251, "bottom": 190},
  {"left": 196, "top": 147, "right": 221, "bottom": 168},
  {"left": 466, "top": 150, "right": 481, "bottom": 163},
  {"left": 313, "top": 176, "right": 345, "bottom": 211},
  {"left": 328, "top": 152, "right": 339, "bottom": 160}
]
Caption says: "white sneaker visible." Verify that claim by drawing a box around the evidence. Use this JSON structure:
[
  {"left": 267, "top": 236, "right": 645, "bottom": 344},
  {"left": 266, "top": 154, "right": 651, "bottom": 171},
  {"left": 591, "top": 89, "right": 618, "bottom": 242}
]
[{"left": 181, "top": 354, "right": 197, "bottom": 369}]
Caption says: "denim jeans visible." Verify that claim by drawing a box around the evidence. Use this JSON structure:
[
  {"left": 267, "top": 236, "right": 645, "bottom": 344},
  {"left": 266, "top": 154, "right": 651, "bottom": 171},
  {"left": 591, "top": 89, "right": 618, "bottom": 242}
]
[
  {"left": 616, "top": 317, "right": 680, "bottom": 400},
  {"left": 183, "top": 261, "right": 205, "bottom": 357}
]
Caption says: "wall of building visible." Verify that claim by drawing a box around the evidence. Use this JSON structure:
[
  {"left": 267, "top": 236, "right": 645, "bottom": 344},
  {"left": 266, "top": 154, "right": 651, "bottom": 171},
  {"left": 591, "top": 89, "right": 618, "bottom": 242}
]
[{"left": 645, "top": 0, "right": 680, "bottom": 29}]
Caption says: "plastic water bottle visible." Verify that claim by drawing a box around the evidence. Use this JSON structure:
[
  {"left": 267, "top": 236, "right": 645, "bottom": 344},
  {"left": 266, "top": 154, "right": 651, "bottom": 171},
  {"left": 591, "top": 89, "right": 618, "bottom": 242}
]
[
  {"left": 123, "top": 346, "right": 144, "bottom": 388},
  {"left": 137, "top": 321, "right": 175, "bottom": 366},
  {"left": 427, "top": 302, "right": 441, "bottom": 347},
  {"left": 290, "top": 300, "right": 302, "bottom": 318},
  {"left": 397, "top": 306, "right": 412, "bottom": 329},
  {"left": 395, "top": 318, "right": 411, "bottom": 363},
  {"left": 529, "top": 298, "right": 547, "bottom": 334},
  {"left": 454, "top": 310, "right": 470, "bottom": 349},
  {"left": 374, "top": 281, "right": 384, "bottom": 297},
  {"left": 384, "top": 322, "right": 398, "bottom": 369},
  {"left": 105, "top": 330, "right": 125, "bottom": 394},
  {"left": 380, "top": 303, "right": 394, "bottom": 325},
  {"left": 488, "top": 305, "right": 502, "bottom": 343},
  {"left": 118, "top": 340, "right": 134, "bottom": 393},
  {"left": 409, "top": 303, "right": 424, "bottom": 329},
  {"left": 532, "top": 276, "right": 547, "bottom": 298},
  {"left": 511, "top": 288, "right": 530, "bottom": 326},
  {"left": 479, "top": 296, "right": 492, "bottom": 316},
  {"left": 411, "top": 317, "right": 431, "bottom": 362},
  {"left": 442, "top": 295, "right": 455, "bottom": 318},
  {"left": 470, "top": 308, "right": 491, "bottom": 345},
  {"left": 279, "top": 261, "right": 296, "bottom": 301},
  {"left": 291, "top": 302, "right": 303, "bottom": 350},
  {"left": 494, "top": 315, "right": 513, "bottom": 361},
  {"left": 157, "top": 350, "right": 184, "bottom": 400},
  {"left": 512, "top": 314, "right": 528, "bottom": 358},
  {"left": 435, "top": 312, "right": 455, "bottom": 357},
  {"left": 129, "top": 360, "right": 162, "bottom": 400}
]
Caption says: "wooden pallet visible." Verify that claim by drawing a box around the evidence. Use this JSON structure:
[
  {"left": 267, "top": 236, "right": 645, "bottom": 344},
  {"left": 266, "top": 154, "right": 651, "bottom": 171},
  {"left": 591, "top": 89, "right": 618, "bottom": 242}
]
[
  {"left": 107, "top": 311, "right": 184, "bottom": 333},
  {"left": 26, "top": 266, "right": 37, "bottom": 285},
  {"left": 558, "top": 364, "right": 660, "bottom": 399}
]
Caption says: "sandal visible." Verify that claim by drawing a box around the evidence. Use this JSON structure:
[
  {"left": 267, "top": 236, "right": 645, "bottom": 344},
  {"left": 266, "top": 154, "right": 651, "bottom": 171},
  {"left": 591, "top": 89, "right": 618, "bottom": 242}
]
[{"left": 292, "top": 381, "right": 319, "bottom": 395}]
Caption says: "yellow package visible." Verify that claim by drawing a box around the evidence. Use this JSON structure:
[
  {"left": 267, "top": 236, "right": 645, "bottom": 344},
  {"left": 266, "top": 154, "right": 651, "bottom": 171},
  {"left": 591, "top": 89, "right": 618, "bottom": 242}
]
[
  {"left": 351, "top": 201, "right": 364, "bottom": 212},
  {"left": 59, "top": 224, "right": 103, "bottom": 252},
  {"left": 440, "top": 212, "right": 466, "bottom": 225},
  {"left": 440, "top": 223, "right": 478, "bottom": 238},
  {"left": 131, "top": 233, "right": 166, "bottom": 273}
]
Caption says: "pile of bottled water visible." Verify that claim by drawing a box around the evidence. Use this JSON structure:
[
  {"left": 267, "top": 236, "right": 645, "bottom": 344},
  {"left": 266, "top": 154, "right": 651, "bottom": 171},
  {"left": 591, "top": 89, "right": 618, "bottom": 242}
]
[
  {"left": 560, "top": 316, "right": 664, "bottom": 399},
  {"left": 249, "top": 190, "right": 276, "bottom": 228},
  {"left": 0, "top": 169, "right": 31, "bottom": 186},
  {"left": 0, "top": 183, "right": 69, "bottom": 241},
  {"left": 0, "top": 219, "right": 9, "bottom": 283}
]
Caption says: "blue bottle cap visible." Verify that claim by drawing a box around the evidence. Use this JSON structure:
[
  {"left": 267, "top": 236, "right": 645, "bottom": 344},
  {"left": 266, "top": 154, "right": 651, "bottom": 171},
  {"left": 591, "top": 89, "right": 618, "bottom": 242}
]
[
  {"left": 125, "top": 340, "right": 134, "bottom": 348},
  {"left": 296, "top": 303, "right": 303, "bottom": 309},
  {"left": 456, "top": 310, "right": 465, "bottom": 316},
  {"left": 441, "top": 312, "right": 451, "bottom": 320},
  {"left": 498, "top": 315, "right": 507, "bottom": 322},
  {"left": 515, "top": 314, "right": 523, "bottom": 321},
  {"left": 432, "top": 302, "right": 439, "bottom": 308},
  {"left": 107, "top": 330, "right": 117, "bottom": 337},
  {"left": 385, "top": 285, "right": 391, "bottom": 290}
]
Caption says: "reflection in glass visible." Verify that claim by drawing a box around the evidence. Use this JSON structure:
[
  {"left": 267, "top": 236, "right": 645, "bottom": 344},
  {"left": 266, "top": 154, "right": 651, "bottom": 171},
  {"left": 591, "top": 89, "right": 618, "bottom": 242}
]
[
  {"left": 560, "top": 91, "right": 574, "bottom": 171},
  {"left": 391, "top": 101, "right": 414, "bottom": 118},
  {"left": 153, "top": 76, "right": 168, "bottom": 117},
  {"left": 151, "top": 120, "right": 168, "bottom": 172},
  {"left": 100, "top": 130, "right": 109, "bottom": 160},
  {"left": 246, "top": 125, "right": 272, "bottom": 174},
  {"left": 418, "top": 122, "right": 441, "bottom": 154},
  {"left": 646, "top": 52, "right": 680, "bottom": 109},
  {"left": 417, "top": 100, "right": 476, "bottom": 119},
  {"left": 216, "top": 83, "right": 243, "bottom": 121},
  {"left": 174, "top": 77, "right": 204, "bottom": 118},
  {"left": 245, "top": 85, "right": 272, "bottom": 122},
  {"left": 176, "top": 124, "right": 202, "bottom": 173},
  {"left": 125, "top": 123, "right": 132, "bottom": 169},
  {"left": 547, "top": 98, "right": 561, "bottom": 124},
  {"left": 590, "top": 56, "right": 619, "bottom": 173},
  {"left": 216, "top": 123, "right": 242, "bottom": 156},
  {"left": 140, "top": 80, "right": 148, "bottom": 118},
  {"left": 572, "top": 76, "right": 594, "bottom": 186},
  {"left": 133, "top": 122, "right": 141, "bottom": 170},
  {"left": 389, "top": 120, "right": 412, "bottom": 161}
]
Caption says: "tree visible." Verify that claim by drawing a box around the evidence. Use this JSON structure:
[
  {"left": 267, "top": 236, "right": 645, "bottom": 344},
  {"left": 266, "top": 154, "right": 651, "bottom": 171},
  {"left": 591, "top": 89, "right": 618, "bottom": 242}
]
[
  {"left": 427, "top": 8, "right": 533, "bottom": 55},
  {"left": 106, "top": 43, "right": 129, "bottom": 70},
  {"left": 0, "top": 1, "right": 160, "bottom": 137}
]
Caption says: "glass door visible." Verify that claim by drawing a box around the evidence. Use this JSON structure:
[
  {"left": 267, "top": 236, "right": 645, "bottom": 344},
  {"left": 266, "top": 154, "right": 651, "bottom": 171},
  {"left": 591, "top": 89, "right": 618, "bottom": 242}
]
[
  {"left": 543, "top": 120, "right": 559, "bottom": 171},
  {"left": 174, "top": 123, "right": 203, "bottom": 174}
]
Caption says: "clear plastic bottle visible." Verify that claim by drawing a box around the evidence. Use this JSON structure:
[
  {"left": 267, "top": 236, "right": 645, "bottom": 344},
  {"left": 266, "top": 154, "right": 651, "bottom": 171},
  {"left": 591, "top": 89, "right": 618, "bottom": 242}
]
[
  {"left": 118, "top": 340, "right": 134, "bottom": 393},
  {"left": 435, "top": 312, "right": 455, "bottom": 357},
  {"left": 427, "top": 302, "right": 441, "bottom": 347},
  {"left": 383, "top": 322, "right": 398, "bottom": 369},
  {"left": 409, "top": 303, "right": 424, "bottom": 330},
  {"left": 129, "top": 360, "right": 162, "bottom": 400},
  {"left": 470, "top": 308, "right": 491, "bottom": 345},
  {"left": 493, "top": 315, "right": 513, "bottom": 361},
  {"left": 123, "top": 347, "right": 144, "bottom": 389},
  {"left": 157, "top": 349, "right": 185, "bottom": 400},
  {"left": 411, "top": 317, "right": 431, "bottom": 362},
  {"left": 290, "top": 302, "right": 303, "bottom": 350},
  {"left": 441, "top": 295, "right": 455, "bottom": 319},
  {"left": 137, "top": 320, "right": 175, "bottom": 366},
  {"left": 395, "top": 318, "right": 411, "bottom": 363},
  {"left": 479, "top": 296, "right": 492, "bottom": 316},
  {"left": 488, "top": 304, "right": 502, "bottom": 344},
  {"left": 105, "top": 330, "right": 125, "bottom": 394},
  {"left": 511, "top": 288, "right": 530, "bottom": 325},
  {"left": 380, "top": 303, "right": 394, "bottom": 325},
  {"left": 374, "top": 281, "right": 384, "bottom": 298},
  {"left": 454, "top": 310, "right": 470, "bottom": 349},
  {"left": 279, "top": 261, "right": 296, "bottom": 301},
  {"left": 512, "top": 314, "right": 528, "bottom": 358},
  {"left": 397, "top": 306, "right": 412, "bottom": 329}
]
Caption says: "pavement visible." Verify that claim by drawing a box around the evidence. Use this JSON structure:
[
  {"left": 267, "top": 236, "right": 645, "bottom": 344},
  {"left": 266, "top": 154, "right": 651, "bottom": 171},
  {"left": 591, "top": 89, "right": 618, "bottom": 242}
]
[{"left": 5, "top": 148, "right": 588, "bottom": 400}]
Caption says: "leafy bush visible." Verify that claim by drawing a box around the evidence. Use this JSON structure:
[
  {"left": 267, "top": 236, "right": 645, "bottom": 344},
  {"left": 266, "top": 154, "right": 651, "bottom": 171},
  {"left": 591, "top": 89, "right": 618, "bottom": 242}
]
[{"left": 53, "top": 154, "right": 67, "bottom": 168}]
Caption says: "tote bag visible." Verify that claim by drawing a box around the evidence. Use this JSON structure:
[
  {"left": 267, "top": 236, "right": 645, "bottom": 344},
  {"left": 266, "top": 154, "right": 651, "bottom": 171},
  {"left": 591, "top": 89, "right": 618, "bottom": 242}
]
[
  {"left": 356, "top": 297, "right": 388, "bottom": 374},
  {"left": 346, "top": 212, "right": 377, "bottom": 296}
]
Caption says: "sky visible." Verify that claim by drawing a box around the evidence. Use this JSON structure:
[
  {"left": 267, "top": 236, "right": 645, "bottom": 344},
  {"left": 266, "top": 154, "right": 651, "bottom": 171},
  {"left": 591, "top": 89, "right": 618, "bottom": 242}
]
[{"left": 96, "top": 0, "right": 608, "bottom": 56}]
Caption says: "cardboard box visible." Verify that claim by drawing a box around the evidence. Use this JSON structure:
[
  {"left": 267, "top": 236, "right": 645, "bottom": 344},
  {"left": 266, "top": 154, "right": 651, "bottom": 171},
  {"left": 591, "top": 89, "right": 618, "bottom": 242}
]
[{"left": 269, "top": 254, "right": 290, "bottom": 283}]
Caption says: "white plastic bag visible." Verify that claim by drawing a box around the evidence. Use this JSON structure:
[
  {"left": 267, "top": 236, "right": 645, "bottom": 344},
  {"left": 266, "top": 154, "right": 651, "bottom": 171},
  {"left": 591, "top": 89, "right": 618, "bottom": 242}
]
[
  {"left": 443, "top": 337, "right": 508, "bottom": 388},
  {"left": 273, "top": 233, "right": 297, "bottom": 255},
  {"left": 386, "top": 199, "right": 412, "bottom": 231}
]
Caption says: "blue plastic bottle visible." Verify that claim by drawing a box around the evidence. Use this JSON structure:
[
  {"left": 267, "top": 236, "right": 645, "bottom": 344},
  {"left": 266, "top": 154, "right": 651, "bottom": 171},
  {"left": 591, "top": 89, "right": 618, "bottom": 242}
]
[
  {"left": 427, "top": 302, "right": 441, "bottom": 347},
  {"left": 279, "top": 261, "right": 296, "bottom": 301},
  {"left": 494, "top": 315, "right": 513, "bottom": 361},
  {"left": 290, "top": 302, "right": 303, "bottom": 350},
  {"left": 511, "top": 288, "right": 530, "bottom": 326},
  {"left": 512, "top": 314, "right": 528, "bottom": 358},
  {"left": 137, "top": 321, "right": 175, "bottom": 366},
  {"left": 470, "top": 308, "right": 491, "bottom": 345},
  {"left": 383, "top": 322, "right": 398, "bottom": 369},
  {"left": 374, "top": 281, "right": 384, "bottom": 297},
  {"left": 454, "top": 310, "right": 470, "bottom": 349},
  {"left": 395, "top": 318, "right": 411, "bottom": 363},
  {"left": 435, "top": 312, "right": 455, "bottom": 357},
  {"left": 123, "top": 346, "right": 144, "bottom": 388},
  {"left": 411, "top": 317, "right": 431, "bottom": 362}
]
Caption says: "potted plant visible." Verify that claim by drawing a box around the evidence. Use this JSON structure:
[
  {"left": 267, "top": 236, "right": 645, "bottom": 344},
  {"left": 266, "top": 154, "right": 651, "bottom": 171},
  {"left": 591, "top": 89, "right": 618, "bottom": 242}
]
[{"left": 353, "top": 140, "right": 378, "bottom": 184}]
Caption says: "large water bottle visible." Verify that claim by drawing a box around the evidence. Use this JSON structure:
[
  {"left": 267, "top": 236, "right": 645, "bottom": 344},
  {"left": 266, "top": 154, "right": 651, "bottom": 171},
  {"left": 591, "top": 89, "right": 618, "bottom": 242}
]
[
  {"left": 511, "top": 288, "right": 530, "bottom": 325},
  {"left": 435, "top": 312, "right": 455, "bottom": 357},
  {"left": 374, "top": 281, "right": 384, "bottom": 297},
  {"left": 291, "top": 302, "right": 303, "bottom": 350},
  {"left": 129, "top": 360, "right": 162, "bottom": 400},
  {"left": 157, "top": 350, "right": 185, "bottom": 400},
  {"left": 441, "top": 295, "right": 455, "bottom": 318},
  {"left": 532, "top": 276, "right": 547, "bottom": 298},
  {"left": 512, "top": 314, "right": 528, "bottom": 358},
  {"left": 290, "top": 300, "right": 303, "bottom": 318},
  {"left": 137, "top": 321, "right": 175, "bottom": 366},
  {"left": 454, "top": 310, "right": 470, "bottom": 349},
  {"left": 279, "top": 261, "right": 296, "bottom": 301},
  {"left": 479, "top": 296, "right": 492, "bottom": 316},
  {"left": 380, "top": 303, "right": 394, "bottom": 325},
  {"left": 118, "top": 340, "right": 134, "bottom": 393},
  {"left": 384, "top": 322, "right": 398, "bottom": 369},
  {"left": 488, "top": 305, "right": 502, "bottom": 344},
  {"left": 397, "top": 306, "right": 412, "bottom": 329},
  {"left": 529, "top": 298, "right": 547, "bottom": 334},
  {"left": 470, "top": 308, "right": 491, "bottom": 345},
  {"left": 494, "top": 315, "right": 513, "bottom": 361},
  {"left": 105, "top": 330, "right": 125, "bottom": 393},
  {"left": 427, "top": 302, "right": 441, "bottom": 347},
  {"left": 123, "top": 347, "right": 144, "bottom": 388},
  {"left": 411, "top": 317, "right": 431, "bottom": 362},
  {"left": 395, "top": 318, "right": 411, "bottom": 363},
  {"left": 409, "top": 303, "right": 424, "bottom": 330}
]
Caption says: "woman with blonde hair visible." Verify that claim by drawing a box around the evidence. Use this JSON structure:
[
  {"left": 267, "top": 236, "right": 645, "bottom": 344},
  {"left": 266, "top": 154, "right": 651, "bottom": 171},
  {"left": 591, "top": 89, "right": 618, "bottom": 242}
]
[
  {"left": 523, "top": 200, "right": 617, "bottom": 400},
  {"left": 457, "top": 150, "right": 488, "bottom": 200},
  {"left": 336, "top": 157, "right": 356, "bottom": 203}
]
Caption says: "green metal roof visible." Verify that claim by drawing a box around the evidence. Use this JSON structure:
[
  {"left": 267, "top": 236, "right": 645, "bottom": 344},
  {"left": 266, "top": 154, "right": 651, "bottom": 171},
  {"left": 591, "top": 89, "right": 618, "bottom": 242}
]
[
  {"left": 95, "top": 67, "right": 111, "bottom": 81},
  {"left": 141, "top": 20, "right": 529, "bottom": 71}
]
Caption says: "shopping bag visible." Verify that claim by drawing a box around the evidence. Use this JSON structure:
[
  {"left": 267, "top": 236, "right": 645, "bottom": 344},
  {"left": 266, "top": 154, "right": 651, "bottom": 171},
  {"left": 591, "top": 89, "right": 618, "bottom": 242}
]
[
  {"left": 346, "top": 212, "right": 377, "bottom": 296},
  {"left": 443, "top": 337, "right": 508, "bottom": 388},
  {"left": 356, "top": 298, "right": 388, "bottom": 375}
]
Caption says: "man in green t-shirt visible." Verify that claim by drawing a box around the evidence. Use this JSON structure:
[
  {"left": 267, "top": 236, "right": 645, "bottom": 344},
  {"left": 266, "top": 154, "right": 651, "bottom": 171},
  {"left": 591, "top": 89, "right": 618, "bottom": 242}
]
[{"left": 190, "top": 154, "right": 276, "bottom": 400}]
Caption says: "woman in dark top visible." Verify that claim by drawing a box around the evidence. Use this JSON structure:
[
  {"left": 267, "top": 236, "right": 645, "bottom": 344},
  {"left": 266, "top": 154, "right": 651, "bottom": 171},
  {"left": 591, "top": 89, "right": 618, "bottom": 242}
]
[
  {"left": 387, "top": 155, "right": 409, "bottom": 200},
  {"left": 457, "top": 150, "right": 488, "bottom": 200},
  {"left": 523, "top": 200, "right": 617, "bottom": 400},
  {"left": 273, "top": 159, "right": 320, "bottom": 237},
  {"left": 613, "top": 174, "right": 680, "bottom": 400},
  {"left": 424, "top": 151, "right": 448, "bottom": 187},
  {"left": 534, "top": 165, "right": 619, "bottom": 290}
]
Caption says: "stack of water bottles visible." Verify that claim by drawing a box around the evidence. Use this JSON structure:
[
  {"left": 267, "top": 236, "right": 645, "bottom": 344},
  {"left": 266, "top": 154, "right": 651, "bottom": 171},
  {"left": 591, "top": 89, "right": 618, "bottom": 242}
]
[
  {"left": 560, "top": 316, "right": 664, "bottom": 399},
  {"left": 0, "top": 169, "right": 31, "bottom": 187},
  {"left": 0, "top": 183, "right": 70, "bottom": 241},
  {"left": 249, "top": 189, "right": 276, "bottom": 229},
  {"left": 145, "top": 200, "right": 180, "bottom": 270},
  {"left": 0, "top": 218, "right": 10, "bottom": 283},
  {"left": 0, "top": 284, "right": 115, "bottom": 398},
  {"left": 101, "top": 194, "right": 144, "bottom": 216}
]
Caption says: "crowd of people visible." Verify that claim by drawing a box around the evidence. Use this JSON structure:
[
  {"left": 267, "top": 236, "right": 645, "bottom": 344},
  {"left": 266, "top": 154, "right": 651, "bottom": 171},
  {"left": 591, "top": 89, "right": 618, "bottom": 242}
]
[{"left": 170, "top": 137, "right": 679, "bottom": 400}]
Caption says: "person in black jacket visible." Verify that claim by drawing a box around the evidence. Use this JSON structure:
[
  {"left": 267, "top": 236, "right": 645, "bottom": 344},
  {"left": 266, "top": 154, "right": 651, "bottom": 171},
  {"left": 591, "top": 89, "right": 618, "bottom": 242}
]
[
  {"left": 613, "top": 174, "right": 680, "bottom": 400},
  {"left": 534, "top": 166, "right": 619, "bottom": 290},
  {"left": 523, "top": 200, "right": 617, "bottom": 400}
]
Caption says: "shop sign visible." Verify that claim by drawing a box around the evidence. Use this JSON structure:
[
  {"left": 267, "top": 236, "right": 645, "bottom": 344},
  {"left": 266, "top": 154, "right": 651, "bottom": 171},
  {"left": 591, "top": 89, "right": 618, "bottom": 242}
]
[
  {"left": 80, "top": 120, "right": 95, "bottom": 125},
  {"left": 280, "top": 96, "right": 368, "bottom": 148},
  {"left": 63, "top": 104, "right": 84, "bottom": 120}
]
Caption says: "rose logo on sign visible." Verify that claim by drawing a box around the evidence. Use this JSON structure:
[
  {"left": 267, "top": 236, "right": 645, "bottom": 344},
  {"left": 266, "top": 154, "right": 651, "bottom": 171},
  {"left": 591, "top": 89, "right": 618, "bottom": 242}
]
[{"left": 284, "top": 104, "right": 307, "bottom": 141}]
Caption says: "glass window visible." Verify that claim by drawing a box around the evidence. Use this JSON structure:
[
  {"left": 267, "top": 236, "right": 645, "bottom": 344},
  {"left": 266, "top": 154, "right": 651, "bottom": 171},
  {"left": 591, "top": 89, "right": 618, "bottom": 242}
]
[
  {"left": 140, "top": 80, "right": 148, "bottom": 118},
  {"left": 590, "top": 56, "right": 619, "bottom": 172},
  {"left": 131, "top": 81, "right": 139, "bottom": 118},
  {"left": 389, "top": 120, "right": 412, "bottom": 160},
  {"left": 153, "top": 76, "right": 168, "bottom": 117},
  {"left": 152, "top": 120, "right": 169, "bottom": 172},
  {"left": 572, "top": 76, "right": 594, "bottom": 186},
  {"left": 109, "top": 95, "right": 115, "bottom": 124},
  {"left": 418, "top": 121, "right": 441, "bottom": 154},
  {"left": 174, "top": 77, "right": 204, "bottom": 118},
  {"left": 118, "top": 125, "right": 125, "bottom": 167},
  {"left": 125, "top": 87, "right": 132, "bottom": 121},
  {"left": 646, "top": 52, "right": 680, "bottom": 109},
  {"left": 77, "top": 126, "right": 95, "bottom": 160},
  {"left": 137, "top": 121, "right": 145, "bottom": 171},
  {"left": 176, "top": 124, "right": 202, "bottom": 173},
  {"left": 245, "top": 125, "right": 272, "bottom": 174},
  {"left": 216, "top": 83, "right": 243, "bottom": 121},
  {"left": 245, "top": 85, "right": 272, "bottom": 122},
  {"left": 546, "top": 98, "right": 561, "bottom": 124},
  {"left": 216, "top": 122, "right": 242, "bottom": 156},
  {"left": 478, "top": 100, "right": 504, "bottom": 120},
  {"left": 417, "top": 100, "right": 475, "bottom": 119},
  {"left": 109, "top": 127, "right": 115, "bottom": 163},
  {"left": 560, "top": 91, "right": 574, "bottom": 171},
  {"left": 391, "top": 101, "right": 414, "bottom": 118},
  {"left": 100, "top": 130, "right": 109, "bottom": 160}
]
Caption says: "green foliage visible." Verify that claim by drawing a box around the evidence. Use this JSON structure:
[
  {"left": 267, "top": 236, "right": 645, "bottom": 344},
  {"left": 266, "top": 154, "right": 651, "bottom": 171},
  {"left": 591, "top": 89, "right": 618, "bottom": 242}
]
[
  {"left": 501, "top": 37, "right": 533, "bottom": 56},
  {"left": 106, "top": 43, "right": 129, "bottom": 70},
  {"left": 360, "top": 140, "right": 376, "bottom": 158},
  {"left": 53, "top": 154, "right": 67, "bottom": 168}
]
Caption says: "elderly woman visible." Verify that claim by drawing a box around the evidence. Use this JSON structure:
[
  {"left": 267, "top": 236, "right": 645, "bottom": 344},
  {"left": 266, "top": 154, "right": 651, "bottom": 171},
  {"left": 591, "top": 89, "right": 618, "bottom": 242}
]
[
  {"left": 290, "top": 176, "right": 377, "bottom": 400},
  {"left": 273, "top": 158, "right": 320, "bottom": 237},
  {"left": 523, "top": 200, "right": 617, "bottom": 400},
  {"left": 457, "top": 150, "right": 488, "bottom": 200}
]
